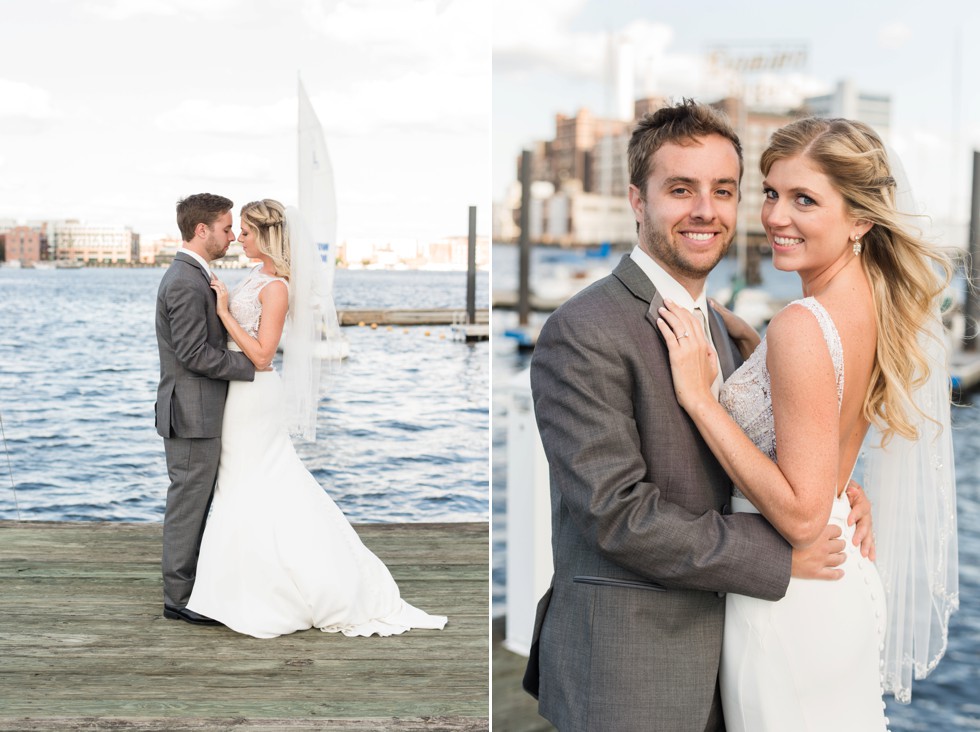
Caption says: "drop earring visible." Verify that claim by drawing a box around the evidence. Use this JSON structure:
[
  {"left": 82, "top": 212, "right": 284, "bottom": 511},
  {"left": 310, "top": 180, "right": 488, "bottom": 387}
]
[{"left": 852, "top": 235, "right": 862, "bottom": 255}]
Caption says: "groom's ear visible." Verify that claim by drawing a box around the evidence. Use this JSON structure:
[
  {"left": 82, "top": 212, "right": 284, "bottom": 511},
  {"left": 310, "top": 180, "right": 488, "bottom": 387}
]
[
  {"left": 194, "top": 222, "right": 208, "bottom": 240},
  {"left": 628, "top": 184, "right": 644, "bottom": 223}
]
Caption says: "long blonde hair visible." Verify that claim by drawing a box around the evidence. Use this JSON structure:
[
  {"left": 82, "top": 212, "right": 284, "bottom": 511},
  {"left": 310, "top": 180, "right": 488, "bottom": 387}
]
[
  {"left": 241, "top": 199, "right": 290, "bottom": 278},
  {"left": 761, "top": 118, "right": 953, "bottom": 442}
]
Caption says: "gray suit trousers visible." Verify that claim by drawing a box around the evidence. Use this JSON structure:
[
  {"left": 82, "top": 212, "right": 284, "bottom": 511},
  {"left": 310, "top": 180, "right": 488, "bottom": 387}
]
[{"left": 162, "top": 436, "right": 221, "bottom": 608}]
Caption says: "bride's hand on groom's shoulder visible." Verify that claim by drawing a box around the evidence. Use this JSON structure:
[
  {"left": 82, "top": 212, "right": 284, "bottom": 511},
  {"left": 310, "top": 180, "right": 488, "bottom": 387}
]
[{"left": 656, "top": 300, "right": 718, "bottom": 413}]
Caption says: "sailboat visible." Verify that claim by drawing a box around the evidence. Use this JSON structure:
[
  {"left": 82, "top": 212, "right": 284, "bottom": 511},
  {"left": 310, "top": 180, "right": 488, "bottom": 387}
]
[{"left": 297, "top": 78, "right": 350, "bottom": 361}]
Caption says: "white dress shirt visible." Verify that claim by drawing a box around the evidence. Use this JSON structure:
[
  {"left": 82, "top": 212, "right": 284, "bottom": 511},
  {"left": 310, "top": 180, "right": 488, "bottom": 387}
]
[{"left": 177, "top": 246, "right": 212, "bottom": 278}]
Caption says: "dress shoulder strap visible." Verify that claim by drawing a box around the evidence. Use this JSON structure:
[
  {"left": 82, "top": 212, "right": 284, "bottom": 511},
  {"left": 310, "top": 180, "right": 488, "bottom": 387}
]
[
  {"left": 790, "top": 297, "right": 845, "bottom": 409},
  {"left": 253, "top": 268, "right": 289, "bottom": 292}
]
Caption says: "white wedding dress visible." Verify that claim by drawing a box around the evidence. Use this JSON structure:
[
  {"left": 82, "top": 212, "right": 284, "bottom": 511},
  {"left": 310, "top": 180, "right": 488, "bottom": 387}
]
[
  {"left": 719, "top": 298, "right": 888, "bottom": 731},
  {"left": 186, "top": 267, "right": 448, "bottom": 639}
]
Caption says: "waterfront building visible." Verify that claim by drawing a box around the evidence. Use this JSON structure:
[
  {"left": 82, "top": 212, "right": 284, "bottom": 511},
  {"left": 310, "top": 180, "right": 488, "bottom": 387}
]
[
  {"left": 47, "top": 220, "right": 137, "bottom": 264},
  {"left": 523, "top": 179, "right": 635, "bottom": 247},
  {"left": 426, "top": 235, "right": 490, "bottom": 270},
  {"left": 140, "top": 235, "right": 181, "bottom": 265},
  {"left": 804, "top": 79, "right": 892, "bottom": 142},
  {"left": 1, "top": 226, "right": 41, "bottom": 264},
  {"left": 343, "top": 237, "right": 422, "bottom": 269},
  {"left": 212, "top": 241, "right": 252, "bottom": 269},
  {"left": 492, "top": 195, "right": 520, "bottom": 243},
  {"left": 554, "top": 108, "right": 632, "bottom": 193}
]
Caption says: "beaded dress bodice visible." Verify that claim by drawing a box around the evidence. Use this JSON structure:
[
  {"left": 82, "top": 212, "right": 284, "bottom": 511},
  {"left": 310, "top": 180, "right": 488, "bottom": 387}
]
[
  {"left": 720, "top": 297, "right": 844, "bottom": 498},
  {"left": 228, "top": 266, "right": 288, "bottom": 338}
]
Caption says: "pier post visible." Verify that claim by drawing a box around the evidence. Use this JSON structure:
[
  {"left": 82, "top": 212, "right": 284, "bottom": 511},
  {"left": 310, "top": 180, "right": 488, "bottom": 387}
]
[
  {"left": 966, "top": 150, "right": 980, "bottom": 352},
  {"left": 518, "top": 150, "right": 532, "bottom": 327},
  {"left": 466, "top": 205, "right": 477, "bottom": 324},
  {"left": 505, "top": 368, "right": 553, "bottom": 656}
]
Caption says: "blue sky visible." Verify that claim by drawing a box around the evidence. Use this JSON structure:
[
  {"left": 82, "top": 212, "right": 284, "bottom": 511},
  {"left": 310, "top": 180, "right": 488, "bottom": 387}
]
[
  {"left": 0, "top": 0, "right": 490, "bottom": 242},
  {"left": 493, "top": 0, "right": 980, "bottom": 239}
]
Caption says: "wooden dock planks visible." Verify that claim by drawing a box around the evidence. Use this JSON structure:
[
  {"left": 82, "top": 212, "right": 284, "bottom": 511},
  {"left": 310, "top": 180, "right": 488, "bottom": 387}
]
[
  {"left": 0, "top": 521, "right": 488, "bottom": 731},
  {"left": 490, "top": 617, "right": 554, "bottom": 732},
  {"left": 338, "top": 310, "right": 489, "bottom": 327}
]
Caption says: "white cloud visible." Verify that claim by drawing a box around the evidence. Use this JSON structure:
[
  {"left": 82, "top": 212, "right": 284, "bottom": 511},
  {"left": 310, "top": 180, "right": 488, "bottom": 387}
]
[
  {"left": 492, "top": 0, "right": 599, "bottom": 78},
  {"left": 302, "top": 0, "right": 487, "bottom": 74},
  {"left": 0, "top": 79, "right": 56, "bottom": 119},
  {"left": 311, "top": 70, "right": 486, "bottom": 136},
  {"left": 878, "top": 22, "right": 912, "bottom": 50},
  {"left": 84, "top": 0, "right": 240, "bottom": 20},
  {"left": 149, "top": 151, "right": 273, "bottom": 182},
  {"left": 155, "top": 99, "right": 294, "bottom": 135},
  {"left": 494, "top": 10, "right": 828, "bottom": 107}
]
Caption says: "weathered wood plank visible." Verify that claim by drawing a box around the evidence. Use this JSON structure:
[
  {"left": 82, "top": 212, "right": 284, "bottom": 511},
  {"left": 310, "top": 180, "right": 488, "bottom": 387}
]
[
  {"left": 338, "top": 309, "right": 489, "bottom": 326},
  {"left": 491, "top": 617, "right": 555, "bottom": 732},
  {"left": 0, "top": 521, "right": 489, "bottom": 731},
  {"left": 0, "top": 718, "right": 484, "bottom": 732}
]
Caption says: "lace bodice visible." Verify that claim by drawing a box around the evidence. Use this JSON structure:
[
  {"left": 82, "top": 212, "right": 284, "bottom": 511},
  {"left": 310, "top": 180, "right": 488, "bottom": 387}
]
[
  {"left": 720, "top": 298, "right": 844, "bottom": 497},
  {"left": 228, "top": 266, "right": 288, "bottom": 338}
]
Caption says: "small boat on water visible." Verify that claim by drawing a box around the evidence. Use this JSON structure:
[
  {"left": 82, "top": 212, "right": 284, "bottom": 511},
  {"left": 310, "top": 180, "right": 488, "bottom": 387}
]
[{"left": 55, "top": 259, "right": 85, "bottom": 269}]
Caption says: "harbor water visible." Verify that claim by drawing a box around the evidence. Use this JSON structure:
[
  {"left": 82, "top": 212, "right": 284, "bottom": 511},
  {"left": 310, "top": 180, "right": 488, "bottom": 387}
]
[
  {"left": 491, "top": 243, "right": 980, "bottom": 729},
  {"left": 0, "top": 265, "right": 489, "bottom": 524}
]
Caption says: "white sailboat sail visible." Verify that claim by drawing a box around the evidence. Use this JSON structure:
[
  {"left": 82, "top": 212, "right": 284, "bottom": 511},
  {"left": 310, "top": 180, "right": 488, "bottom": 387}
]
[{"left": 297, "top": 78, "right": 349, "bottom": 360}]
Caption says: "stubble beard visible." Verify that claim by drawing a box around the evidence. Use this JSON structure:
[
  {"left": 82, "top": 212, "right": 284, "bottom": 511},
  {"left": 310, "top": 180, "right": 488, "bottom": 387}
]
[
  {"left": 204, "top": 231, "right": 228, "bottom": 262},
  {"left": 640, "top": 216, "right": 731, "bottom": 283}
]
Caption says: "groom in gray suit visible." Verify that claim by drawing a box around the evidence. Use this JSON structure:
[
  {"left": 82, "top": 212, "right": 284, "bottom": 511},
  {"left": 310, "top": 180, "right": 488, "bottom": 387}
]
[
  {"left": 526, "top": 101, "right": 866, "bottom": 731},
  {"left": 155, "top": 193, "right": 256, "bottom": 625}
]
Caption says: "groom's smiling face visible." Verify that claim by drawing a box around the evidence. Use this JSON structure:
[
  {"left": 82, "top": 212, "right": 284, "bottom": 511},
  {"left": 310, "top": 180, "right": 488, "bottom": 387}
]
[
  {"left": 628, "top": 133, "right": 739, "bottom": 296},
  {"left": 204, "top": 210, "right": 235, "bottom": 260}
]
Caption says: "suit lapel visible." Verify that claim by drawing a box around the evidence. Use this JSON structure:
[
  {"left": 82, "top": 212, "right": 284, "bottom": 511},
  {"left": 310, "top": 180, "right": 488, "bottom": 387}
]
[
  {"left": 611, "top": 256, "right": 666, "bottom": 341},
  {"left": 645, "top": 290, "right": 666, "bottom": 342},
  {"left": 174, "top": 251, "right": 212, "bottom": 285},
  {"left": 706, "top": 304, "right": 737, "bottom": 380},
  {"left": 613, "top": 254, "right": 738, "bottom": 380}
]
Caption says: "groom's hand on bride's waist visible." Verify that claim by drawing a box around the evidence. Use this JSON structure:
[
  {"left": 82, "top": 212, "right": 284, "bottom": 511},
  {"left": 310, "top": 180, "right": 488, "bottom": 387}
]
[
  {"left": 791, "top": 525, "right": 846, "bottom": 581},
  {"left": 845, "top": 479, "right": 876, "bottom": 561}
]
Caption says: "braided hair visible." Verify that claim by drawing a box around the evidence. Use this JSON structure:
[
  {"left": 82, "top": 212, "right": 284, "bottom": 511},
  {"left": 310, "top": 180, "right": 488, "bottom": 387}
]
[{"left": 240, "top": 199, "right": 290, "bottom": 278}]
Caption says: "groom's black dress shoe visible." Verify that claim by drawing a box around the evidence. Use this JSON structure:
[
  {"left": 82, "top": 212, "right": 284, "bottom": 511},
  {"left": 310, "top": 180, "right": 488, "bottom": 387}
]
[{"left": 164, "top": 605, "right": 221, "bottom": 626}]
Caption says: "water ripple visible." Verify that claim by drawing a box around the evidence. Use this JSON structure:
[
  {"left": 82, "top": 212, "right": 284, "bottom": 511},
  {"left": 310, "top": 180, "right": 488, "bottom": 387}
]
[{"left": 0, "top": 267, "right": 488, "bottom": 525}]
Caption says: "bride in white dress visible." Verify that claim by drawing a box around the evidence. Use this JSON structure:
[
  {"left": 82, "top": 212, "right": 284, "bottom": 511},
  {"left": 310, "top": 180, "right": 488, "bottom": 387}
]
[
  {"left": 657, "top": 119, "right": 957, "bottom": 730},
  {"left": 186, "top": 198, "right": 447, "bottom": 639}
]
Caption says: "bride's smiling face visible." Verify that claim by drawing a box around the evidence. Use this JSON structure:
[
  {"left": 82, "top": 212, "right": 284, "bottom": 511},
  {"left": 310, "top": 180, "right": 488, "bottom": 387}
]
[
  {"left": 238, "top": 222, "right": 261, "bottom": 259},
  {"left": 761, "top": 154, "right": 864, "bottom": 275}
]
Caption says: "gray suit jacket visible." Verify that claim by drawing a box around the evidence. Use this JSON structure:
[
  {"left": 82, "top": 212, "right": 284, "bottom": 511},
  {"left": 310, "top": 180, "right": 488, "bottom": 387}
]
[
  {"left": 155, "top": 252, "right": 255, "bottom": 438},
  {"left": 527, "top": 256, "right": 792, "bottom": 732}
]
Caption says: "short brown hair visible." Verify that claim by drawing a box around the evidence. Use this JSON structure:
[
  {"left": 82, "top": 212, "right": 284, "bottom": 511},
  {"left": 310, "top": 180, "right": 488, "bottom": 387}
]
[
  {"left": 627, "top": 99, "right": 743, "bottom": 195},
  {"left": 176, "top": 193, "right": 233, "bottom": 242}
]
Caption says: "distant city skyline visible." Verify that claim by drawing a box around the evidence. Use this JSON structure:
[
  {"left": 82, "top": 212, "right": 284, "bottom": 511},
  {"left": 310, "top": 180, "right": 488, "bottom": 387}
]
[
  {"left": 1, "top": 0, "right": 489, "bottom": 243},
  {"left": 0, "top": 218, "right": 489, "bottom": 272},
  {"left": 494, "top": 0, "right": 980, "bottom": 240}
]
